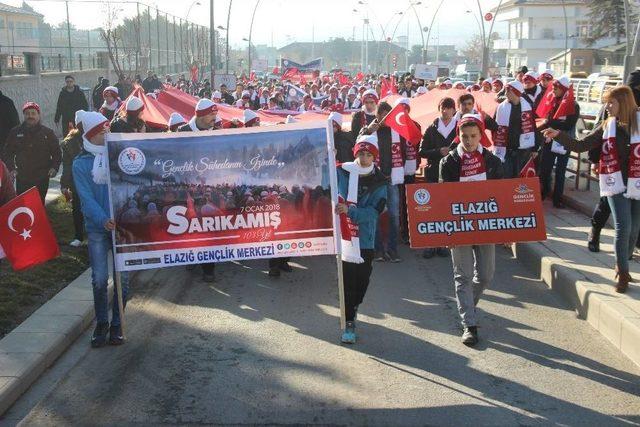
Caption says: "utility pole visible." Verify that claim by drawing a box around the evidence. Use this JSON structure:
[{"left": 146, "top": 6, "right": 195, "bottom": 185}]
[
  {"left": 65, "top": 1, "right": 72, "bottom": 70},
  {"left": 136, "top": 2, "right": 141, "bottom": 72},
  {"left": 210, "top": 0, "right": 215, "bottom": 81},
  {"left": 225, "top": 0, "right": 232, "bottom": 74},
  {"left": 147, "top": 5, "right": 152, "bottom": 70}
]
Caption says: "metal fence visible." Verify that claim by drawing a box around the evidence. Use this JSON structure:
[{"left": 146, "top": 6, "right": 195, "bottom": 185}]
[{"left": 0, "top": 1, "right": 215, "bottom": 77}]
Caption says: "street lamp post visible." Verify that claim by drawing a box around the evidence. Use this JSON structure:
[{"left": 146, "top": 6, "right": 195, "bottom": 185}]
[
  {"left": 247, "top": 0, "right": 261, "bottom": 75},
  {"left": 210, "top": 0, "right": 215, "bottom": 81},
  {"left": 408, "top": 2, "right": 426, "bottom": 63},
  {"left": 424, "top": 0, "right": 444, "bottom": 64},
  {"left": 465, "top": 8, "right": 486, "bottom": 75},
  {"left": 217, "top": 25, "right": 228, "bottom": 73},
  {"left": 185, "top": 1, "right": 201, "bottom": 64},
  {"left": 225, "top": 0, "right": 233, "bottom": 74}
]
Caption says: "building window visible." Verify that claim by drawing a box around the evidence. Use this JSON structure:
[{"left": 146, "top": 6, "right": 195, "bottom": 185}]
[
  {"left": 541, "top": 28, "right": 554, "bottom": 39},
  {"left": 576, "top": 20, "right": 591, "bottom": 37}
]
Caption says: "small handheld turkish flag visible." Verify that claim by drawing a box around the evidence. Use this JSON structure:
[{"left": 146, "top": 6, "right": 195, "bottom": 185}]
[
  {"left": 0, "top": 187, "right": 59, "bottom": 271},
  {"left": 383, "top": 103, "right": 423, "bottom": 146},
  {"left": 520, "top": 157, "right": 538, "bottom": 178}
]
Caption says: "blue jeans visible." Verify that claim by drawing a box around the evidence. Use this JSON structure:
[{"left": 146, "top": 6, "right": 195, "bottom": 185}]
[
  {"left": 375, "top": 183, "right": 400, "bottom": 255},
  {"left": 87, "top": 232, "right": 129, "bottom": 326},
  {"left": 606, "top": 194, "right": 640, "bottom": 272},
  {"left": 503, "top": 149, "right": 532, "bottom": 179},
  {"left": 540, "top": 146, "right": 569, "bottom": 204}
]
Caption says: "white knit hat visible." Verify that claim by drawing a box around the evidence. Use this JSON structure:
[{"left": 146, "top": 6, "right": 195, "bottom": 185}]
[
  {"left": 168, "top": 112, "right": 186, "bottom": 128},
  {"left": 125, "top": 96, "right": 144, "bottom": 113},
  {"left": 328, "top": 111, "right": 342, "bottom": 127},
  {"left": 523, "top": 71, "right": 539, "bottom": 83},
  {"left": 103, "top": 86, "right": 118, "bottom": 97},
  {"left": 394, "top": 97, "right": 410, "bottom": 107},
  {"left": 507, "top": 80, "right": 525, "bottom": 96},
  {"left": 353, "top": 133, "right": 379, "bottom": 158},
  {"left": 242, "top": 109, "right": 259, "bottom": 124},
  {"left": 195, "top": 98, "right": 217, "bottom": 116},
  {"left": 212, "top": 90, "right": 222, "bottom": 99},
  {"left": 362, "top": 88, "right": 379, "bottom": 101},
  {"left": 82, "top": 111, "right": 109, "bottom": 140},
  {"left": 555, "top": 74, "right": 571, "bottom": 90}
]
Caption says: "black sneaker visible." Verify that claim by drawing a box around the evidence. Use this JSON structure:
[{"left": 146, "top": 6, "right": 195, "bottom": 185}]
[
  {"left": 374, "top": 251, "right": 386, "bottom": 262},
  {"left": 109, "top": 324, "right": 124, "bottom": 345},
  {"left": 280, "top": 261, "right": 293, "bottom": 272},
  {"left": 422, "top": 248, "right": 435, "bottom": 259},
  {"left": 91, "top": 322, "right": 110, "bottom": 348},
  {"left": 388, "top": 251, "right": 402, "bottom": 263},
  {"left": 461, "top": 326, "right": 478, "bottom": 346},
  {"left": 436, "top": 247, "right": 450, "bottom": 257},
  {"left": 268, "top": 267, "right": 281, "bottom": 277}
]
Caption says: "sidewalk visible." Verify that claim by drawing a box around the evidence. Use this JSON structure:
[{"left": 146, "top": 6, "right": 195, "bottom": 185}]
[{"left": 512, "top": 184, "right": 640, "bottom": 368}]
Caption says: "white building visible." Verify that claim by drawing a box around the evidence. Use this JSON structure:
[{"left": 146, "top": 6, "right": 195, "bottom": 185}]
[{"left": 491, "top": 0, "right": 617, "bottom": 73}]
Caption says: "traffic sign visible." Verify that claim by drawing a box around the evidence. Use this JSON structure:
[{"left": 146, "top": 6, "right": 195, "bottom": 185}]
[{"left": 484, "top": 12, "right": 493, "bottom": 21}]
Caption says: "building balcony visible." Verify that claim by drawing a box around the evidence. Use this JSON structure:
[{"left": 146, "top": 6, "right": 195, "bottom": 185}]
[{"left": 493, "top": 38, "right": 581, "bottom": 50}]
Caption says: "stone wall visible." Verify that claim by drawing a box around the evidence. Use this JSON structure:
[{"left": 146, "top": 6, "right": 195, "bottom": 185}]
[
  {"left": 0, "top": 69, "right": 114, "bottom": 134},
  {"left": 0, "top": 68, "right": 193, "bottom": 137}
]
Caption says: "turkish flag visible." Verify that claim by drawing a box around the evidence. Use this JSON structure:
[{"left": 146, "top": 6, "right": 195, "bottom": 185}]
[
  {"left": 0, "top": 187, "right": 60, "bottom": 271},
  {"left": 355, "top": 72, "right": 364, "bottom": 82},
  {"left": 520, "top": 157, "right": 538, "bottom": 178},
  {"left": 383, "top": 103, "right": 423, "bottom": 146}
]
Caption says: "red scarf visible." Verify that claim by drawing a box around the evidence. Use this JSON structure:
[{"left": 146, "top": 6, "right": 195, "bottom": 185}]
[{"left": 457, "top": 144, "right": 487, "bottom": 182}]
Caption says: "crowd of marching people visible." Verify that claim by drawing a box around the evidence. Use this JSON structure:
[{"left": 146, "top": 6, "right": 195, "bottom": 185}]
[{"left": 1, "top": 62, "right": 639, "bottom": 349}]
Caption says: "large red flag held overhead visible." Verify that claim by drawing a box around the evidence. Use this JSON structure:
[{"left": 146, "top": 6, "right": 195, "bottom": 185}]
[
  {"left": 383, "top": 103, "right": 423, "bottom": 146},
  {"left": 0, "top": 187, "right": 60, "bottom": 271}
]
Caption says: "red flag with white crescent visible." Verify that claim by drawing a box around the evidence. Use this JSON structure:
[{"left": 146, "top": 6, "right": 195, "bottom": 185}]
[
  {"left": 520, "top": 156, "right": 538, "bottom": 178},
  {"left": 0, "top": 187, "right": 59, "bottom": 271},
  {"left": 383, "top": 103, "right": 423, "bottom": 146}
]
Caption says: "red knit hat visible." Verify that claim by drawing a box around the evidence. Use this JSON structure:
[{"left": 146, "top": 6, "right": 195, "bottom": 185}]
[{"left": 22, "top": 102, "right": 40, "bottom": 114}]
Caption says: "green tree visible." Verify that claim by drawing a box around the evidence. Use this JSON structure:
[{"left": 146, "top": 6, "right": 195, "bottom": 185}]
[{"left": 585, "top": 0, "right": 637, "bottom": 45}]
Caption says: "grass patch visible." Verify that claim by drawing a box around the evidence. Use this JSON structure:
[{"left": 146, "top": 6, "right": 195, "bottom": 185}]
[{"left": 0, "top": 196, "right": 90, "bottom": 337}]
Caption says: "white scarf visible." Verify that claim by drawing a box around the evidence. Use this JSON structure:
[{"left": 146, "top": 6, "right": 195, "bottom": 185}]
[
  {"left": 101, "top": 99, "right": 120, "bottom": 111},
  {"left": 624, "top": 112, "right": 640, "bottom": 199},
  {"left": 82, "top": 137, "right": 109, "bottom": 185},
  {"left": 437, "top": 117, "right": 457, "bottom": 139},
  {"left": 339, "top": 160, "right": 374, "bottom": 264},
  {"left": 494, "top": 99, "right": 535, "bottom": 161},
  {"left": 390, "top": 130, "right": 405, "bottom": 185}
]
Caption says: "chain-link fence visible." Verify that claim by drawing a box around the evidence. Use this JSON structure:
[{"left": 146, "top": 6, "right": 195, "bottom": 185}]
[{"left": 0, "top": 0, "right": 220, "bottom": 77}]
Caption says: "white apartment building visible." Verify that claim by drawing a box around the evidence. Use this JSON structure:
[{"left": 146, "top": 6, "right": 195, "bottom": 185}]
[{"left": 491, "top": 0, "right": 617, "bottom": 72}]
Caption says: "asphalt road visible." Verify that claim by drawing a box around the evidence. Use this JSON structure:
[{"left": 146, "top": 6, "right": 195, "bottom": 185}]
[{"left": 4, "top": 245, "right": 640, "bottom": 426}]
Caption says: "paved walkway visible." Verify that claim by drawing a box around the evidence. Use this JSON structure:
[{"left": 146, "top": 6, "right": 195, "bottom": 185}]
[{"left": 4, "top": 244, "right": 640, "bottom": 426}]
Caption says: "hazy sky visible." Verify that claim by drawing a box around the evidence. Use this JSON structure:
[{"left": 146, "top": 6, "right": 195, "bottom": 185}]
[{"left": 9, "top": 0, "right": 504, "bottom": 49}]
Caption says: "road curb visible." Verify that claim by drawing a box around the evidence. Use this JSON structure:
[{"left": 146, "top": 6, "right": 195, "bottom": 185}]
[
  {"left": 0, "top": 265, "right": 158, "bottom": 416},
  {"left": 512, "top": 240, "right": 640, "bottom": 368}
]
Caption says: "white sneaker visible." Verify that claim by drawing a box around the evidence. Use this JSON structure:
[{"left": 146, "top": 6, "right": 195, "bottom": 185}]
[{"left": 69, "top": 239, "right": 82, "bottom": 247}]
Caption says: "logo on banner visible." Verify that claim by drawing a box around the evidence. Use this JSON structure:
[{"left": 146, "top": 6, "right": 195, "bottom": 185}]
[
  {"left": 414, "top": 188, "right": 431, "bottom": 205},
  {"left": 513, "top": 183, "right": 535, "bottom": 203},
  {"left": 118, "top": 147, "right": 146, "bottom": 175}
]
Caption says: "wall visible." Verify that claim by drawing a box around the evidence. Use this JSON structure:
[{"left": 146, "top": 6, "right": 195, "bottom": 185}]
[{"left": 0, "top": 68, "right": 114, "bottom": 134}]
